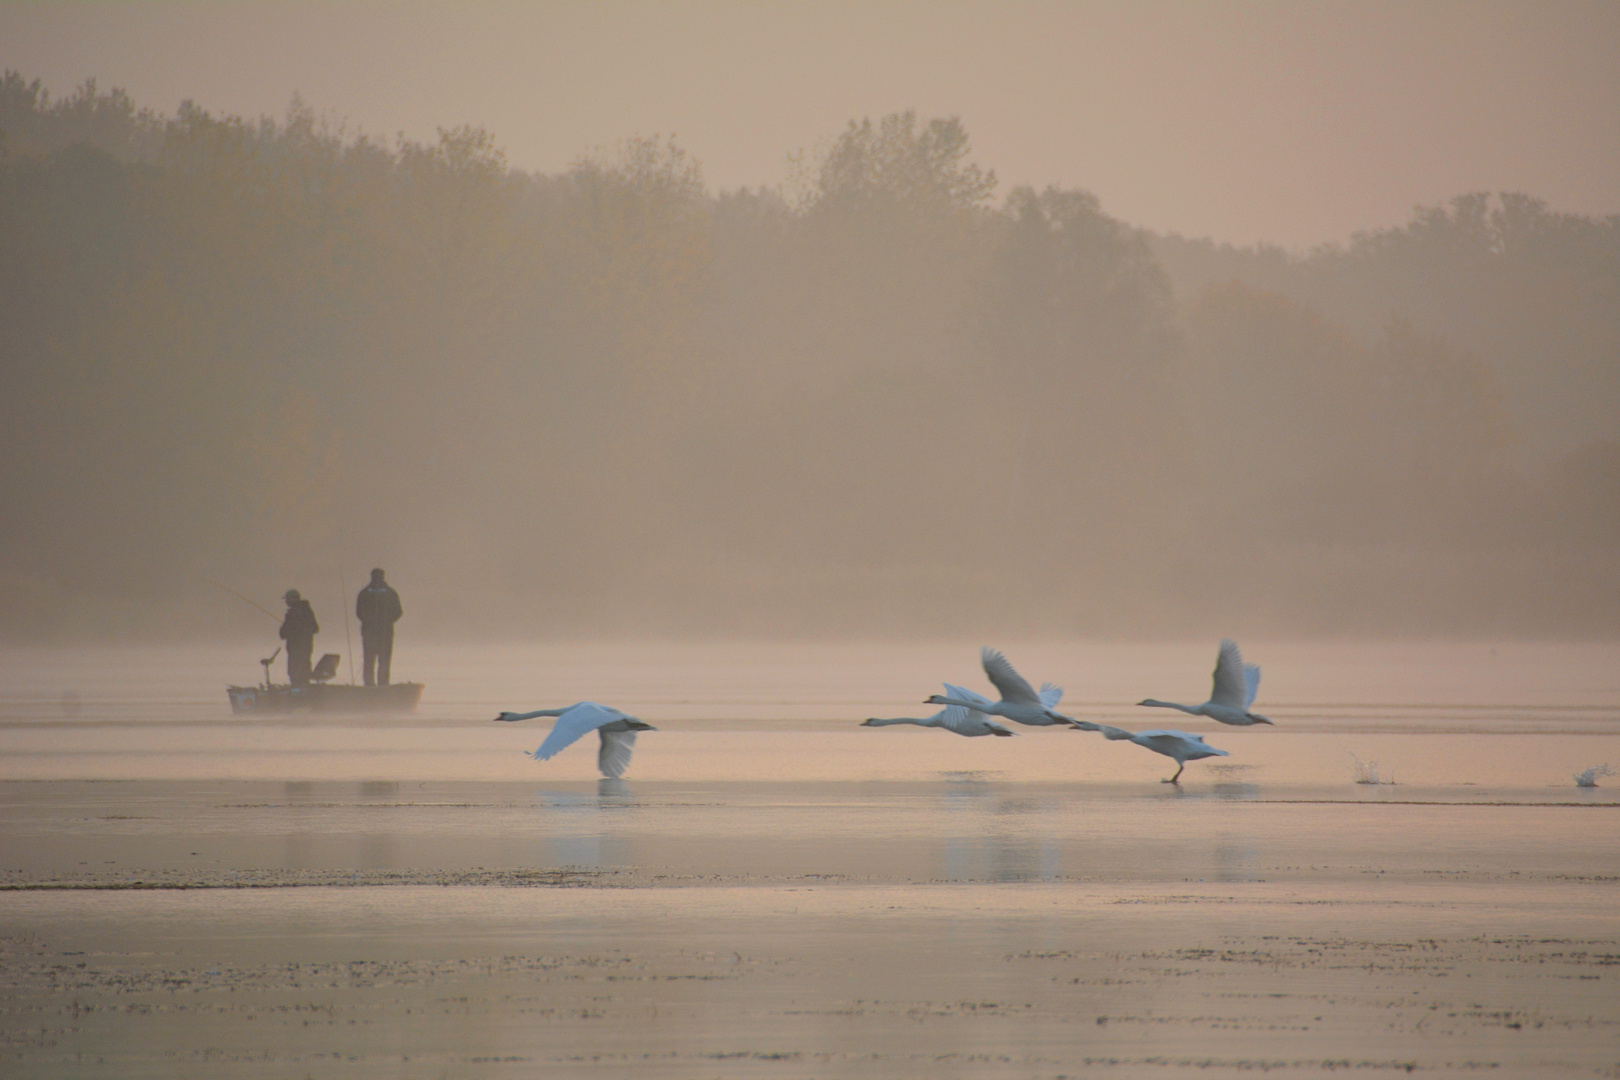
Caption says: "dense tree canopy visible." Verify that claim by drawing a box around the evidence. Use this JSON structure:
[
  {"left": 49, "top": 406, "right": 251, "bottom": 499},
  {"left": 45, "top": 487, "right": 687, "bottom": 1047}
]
[{"left": 2, "top": 75, "right": 1615, "bottom": 640}]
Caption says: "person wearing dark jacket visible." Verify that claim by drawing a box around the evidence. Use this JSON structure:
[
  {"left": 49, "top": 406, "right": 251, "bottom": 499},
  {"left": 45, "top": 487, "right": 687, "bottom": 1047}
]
[
  {"left": 356, "top": 568, "right": 404, "bottom": 686},
  {"left": 279, "top": 589, "right": 319, "bottom": 686}
]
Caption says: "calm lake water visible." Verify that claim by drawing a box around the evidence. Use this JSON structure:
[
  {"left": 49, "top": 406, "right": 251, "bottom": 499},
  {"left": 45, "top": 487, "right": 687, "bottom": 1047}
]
[
  {"left": 2, "top": 641, "right": 1618, "bottom": 1077},
  {"left": 3, "top": 639, "right": 1619, "bottom": 785}
]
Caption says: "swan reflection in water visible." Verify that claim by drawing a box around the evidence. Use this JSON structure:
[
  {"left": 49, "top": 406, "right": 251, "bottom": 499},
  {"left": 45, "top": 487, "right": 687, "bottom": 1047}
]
[
  {"left": 530, "top": 781, "right": 637, "bottom": 868},
  {"left": 940, "top": 776, "right": 1062, "bottom": 882}
]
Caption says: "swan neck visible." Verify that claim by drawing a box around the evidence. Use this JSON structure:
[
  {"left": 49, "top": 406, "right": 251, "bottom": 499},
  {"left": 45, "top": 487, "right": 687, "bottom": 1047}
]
[
  {"left": 1140, "top": 699, "right": 1198, "bottom": 715},
  {"left": 509, "top": 707, "right": 565, "bottom": 721}
]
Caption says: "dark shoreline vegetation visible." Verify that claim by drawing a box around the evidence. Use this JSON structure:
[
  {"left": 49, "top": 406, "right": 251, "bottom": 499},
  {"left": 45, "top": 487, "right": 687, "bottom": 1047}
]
[{"left": 2, "top": 73, "right": 1617, "bottom": 642}]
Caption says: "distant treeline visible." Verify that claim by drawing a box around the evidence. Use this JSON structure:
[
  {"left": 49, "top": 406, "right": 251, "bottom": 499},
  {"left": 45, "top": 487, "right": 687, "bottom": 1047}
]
[{"left": 2, "top": 73, "right": 1617, "bottom": 641}]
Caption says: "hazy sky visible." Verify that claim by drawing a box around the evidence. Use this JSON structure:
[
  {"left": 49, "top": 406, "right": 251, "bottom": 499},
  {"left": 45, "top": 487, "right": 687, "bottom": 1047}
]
[{"left": 4, "top": 0, "right": 1617, "bottom": 248}]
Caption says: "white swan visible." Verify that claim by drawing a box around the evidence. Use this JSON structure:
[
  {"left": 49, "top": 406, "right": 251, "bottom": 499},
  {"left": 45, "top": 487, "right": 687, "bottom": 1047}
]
[
  {"left": 863, "top": 684, "right": 1015, "bottom": 737},
  {"left": 925, "top": 648, "right": 1078, "bottom": 727},
  {"left": 494, "top": 702, "right": 655, "bottom": 779},
  {"left": 1138, "top": 639, "right": 1273, "bottom": 726},
  {"left": 1072, "top": 721, "right": 1229, "bottom": 783}
]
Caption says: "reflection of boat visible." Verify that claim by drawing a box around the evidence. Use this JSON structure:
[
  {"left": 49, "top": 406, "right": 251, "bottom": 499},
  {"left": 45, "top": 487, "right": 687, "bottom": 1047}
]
[
  {"left": 227, "top": 681, "right": 424, "bottom": 714},
  {"left": 227, "top": 652, "right": 423, "bottom": 714}
]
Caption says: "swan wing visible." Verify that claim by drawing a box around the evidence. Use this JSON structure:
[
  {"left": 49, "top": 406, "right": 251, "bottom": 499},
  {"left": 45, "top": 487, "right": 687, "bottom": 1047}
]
[
  {"left": 597, "top": 728, "right": 638, "bottom": 779},
  {"left": 981, "top": 647, "right": 1041, "bottom": 706},
  {"left": 1136, "top": 729, "right": 1204, "bottom": 743},
  {"left": 1039, "top": 682, "right": 1064, "bottom": 708},
  {"left": 939, "top": 684, "right": 994, "bottom": 735},
  {"left": 1133, "top": 730, "right": 1202, "bottom": 758},
  {"left": 1243, "top": 664, "right": 1261, "bottom": 709},
  {"left": 1209, "top": 640, "right": 1247, "bottom": 709},
  {"left": 1074, "top": 721, "right": 1134, "bottom": 741},
  {"left": 533, "top": 702, "right": 623, "bottom": 761},
  {"left": 943, "top": 683, "right": 994, "bottom": 708}
]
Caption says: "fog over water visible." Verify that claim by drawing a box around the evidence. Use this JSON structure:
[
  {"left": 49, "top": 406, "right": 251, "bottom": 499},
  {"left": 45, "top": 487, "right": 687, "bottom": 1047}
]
[{"left": 1, "top": 5, "right": 1617, "bottom": 644}]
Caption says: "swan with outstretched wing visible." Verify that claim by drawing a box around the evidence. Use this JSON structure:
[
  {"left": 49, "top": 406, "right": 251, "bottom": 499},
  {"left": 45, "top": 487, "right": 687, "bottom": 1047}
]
[
  {"left": 1072, "top": 721, "right": 1229, "bottom": 783},
  {"left": 863, "top": 684, "right": 1015, "bottom": 737},
  {"left": 1138, "top": 639, "right": 1272, "bottom": 726},
  {"left": 494, "top": 702, "right": 656, "bottom": 779},
  {"left": 925, "top": 647, "right": 1078, "bottom": 727}
]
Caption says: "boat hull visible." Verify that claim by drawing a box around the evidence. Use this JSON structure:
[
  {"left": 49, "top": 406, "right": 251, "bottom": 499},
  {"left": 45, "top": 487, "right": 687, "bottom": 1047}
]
[{"left": 226, "top": 682, "right": 424, "bottom": 714}]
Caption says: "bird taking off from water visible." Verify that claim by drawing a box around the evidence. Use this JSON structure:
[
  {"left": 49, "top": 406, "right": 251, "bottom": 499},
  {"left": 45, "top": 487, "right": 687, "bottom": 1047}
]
[
  {"left": 926, "top": 648, "right": 1078, "bottom": 727},
  {"left": 1072, "top": 721, "right": 1229, "bottom": 783},
  {"left": 1138, "top": 639, "right": 1273, "bottom": 726},
  {"left": 494, "top": 702, "right": 655, "bottom": 779},
  {"left": 863, "top": 684, "right": 1016, "bottom": 737}
]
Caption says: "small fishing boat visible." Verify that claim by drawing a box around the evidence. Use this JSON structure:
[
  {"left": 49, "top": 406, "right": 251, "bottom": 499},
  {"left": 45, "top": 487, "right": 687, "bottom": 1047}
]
[{"left": 227, "top": 652, "right": 423, "bottom": 714}]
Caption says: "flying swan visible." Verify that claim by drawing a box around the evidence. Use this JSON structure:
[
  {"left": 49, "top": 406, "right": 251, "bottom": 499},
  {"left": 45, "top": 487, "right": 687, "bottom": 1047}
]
[
  {"left": 494, "top": 702, "right": 655, "bottom": 779},
  {"left": 1138, "top": 639, "right": 1273, "bottom": 726},
  {"left": 1072, "top": 721, "right": 1229, "bottom": 783},
  {"left": 926, "top": 648, "right": 1079, "bottom": 727},
  {"left": 863, "top": 684, "right": 1016, "bottom": 736}
]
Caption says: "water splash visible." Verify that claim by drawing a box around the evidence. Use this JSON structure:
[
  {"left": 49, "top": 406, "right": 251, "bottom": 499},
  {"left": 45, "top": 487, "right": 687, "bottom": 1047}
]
[
  {"left": 1573, "top": 764, "right": 1613, "bottom": 788},
  {"left": 1348, "top": 752, "right": 1395, "bottom": 785}
]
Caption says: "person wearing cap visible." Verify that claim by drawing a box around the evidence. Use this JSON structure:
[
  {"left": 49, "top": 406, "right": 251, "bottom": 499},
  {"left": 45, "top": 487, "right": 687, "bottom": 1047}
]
[
  {"left": 355, "top": 569, "right": 404, "bottom": 686},
  {"left": 278, "top": 589, "right": 320, "bottom": 686}
]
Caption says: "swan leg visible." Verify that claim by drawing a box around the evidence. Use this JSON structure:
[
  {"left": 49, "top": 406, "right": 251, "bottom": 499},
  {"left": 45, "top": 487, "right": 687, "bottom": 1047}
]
[{"left": 1164, "top": 762, "right": 1185, "bottom": 784}]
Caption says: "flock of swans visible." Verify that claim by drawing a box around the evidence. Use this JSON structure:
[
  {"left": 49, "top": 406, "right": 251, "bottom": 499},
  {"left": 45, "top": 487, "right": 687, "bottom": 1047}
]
[{"left": 494, "top": 639, "right": 1273, "bottom": 783}]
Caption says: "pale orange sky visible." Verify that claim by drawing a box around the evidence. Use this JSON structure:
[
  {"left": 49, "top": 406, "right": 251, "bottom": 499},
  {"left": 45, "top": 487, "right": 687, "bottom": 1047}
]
[{"left": 3, "top": 0, "right": 1616, "bottom": 248}]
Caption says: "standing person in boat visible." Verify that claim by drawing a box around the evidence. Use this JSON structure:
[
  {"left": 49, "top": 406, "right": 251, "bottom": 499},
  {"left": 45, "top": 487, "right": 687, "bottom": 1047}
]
[
  {"left": 279, "top": 589, "right": 319, "bottom": 687},
  {"left": 356, "top": 568, "right": 404, "bottom": 686}
]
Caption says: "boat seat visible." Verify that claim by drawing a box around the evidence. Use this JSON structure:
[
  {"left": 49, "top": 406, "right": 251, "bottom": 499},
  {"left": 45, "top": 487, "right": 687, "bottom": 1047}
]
[{"left": 310, "top": 653, "right": 341, "bottom": 683}]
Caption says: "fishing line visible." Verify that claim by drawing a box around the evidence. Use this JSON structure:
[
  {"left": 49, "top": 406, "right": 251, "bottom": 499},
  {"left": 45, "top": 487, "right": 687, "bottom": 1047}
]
[{"left": 203, "top": 577, "right": 281, "bottom": 622}]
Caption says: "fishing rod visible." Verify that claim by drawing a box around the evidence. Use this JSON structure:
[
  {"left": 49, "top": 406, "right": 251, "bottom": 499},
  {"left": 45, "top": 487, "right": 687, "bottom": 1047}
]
[
  {"left": 203, "top": 577, "right": 281, "bottom": 622},
  {"left": 339, "top": 564, "right": 357, "bottom": 686}
]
